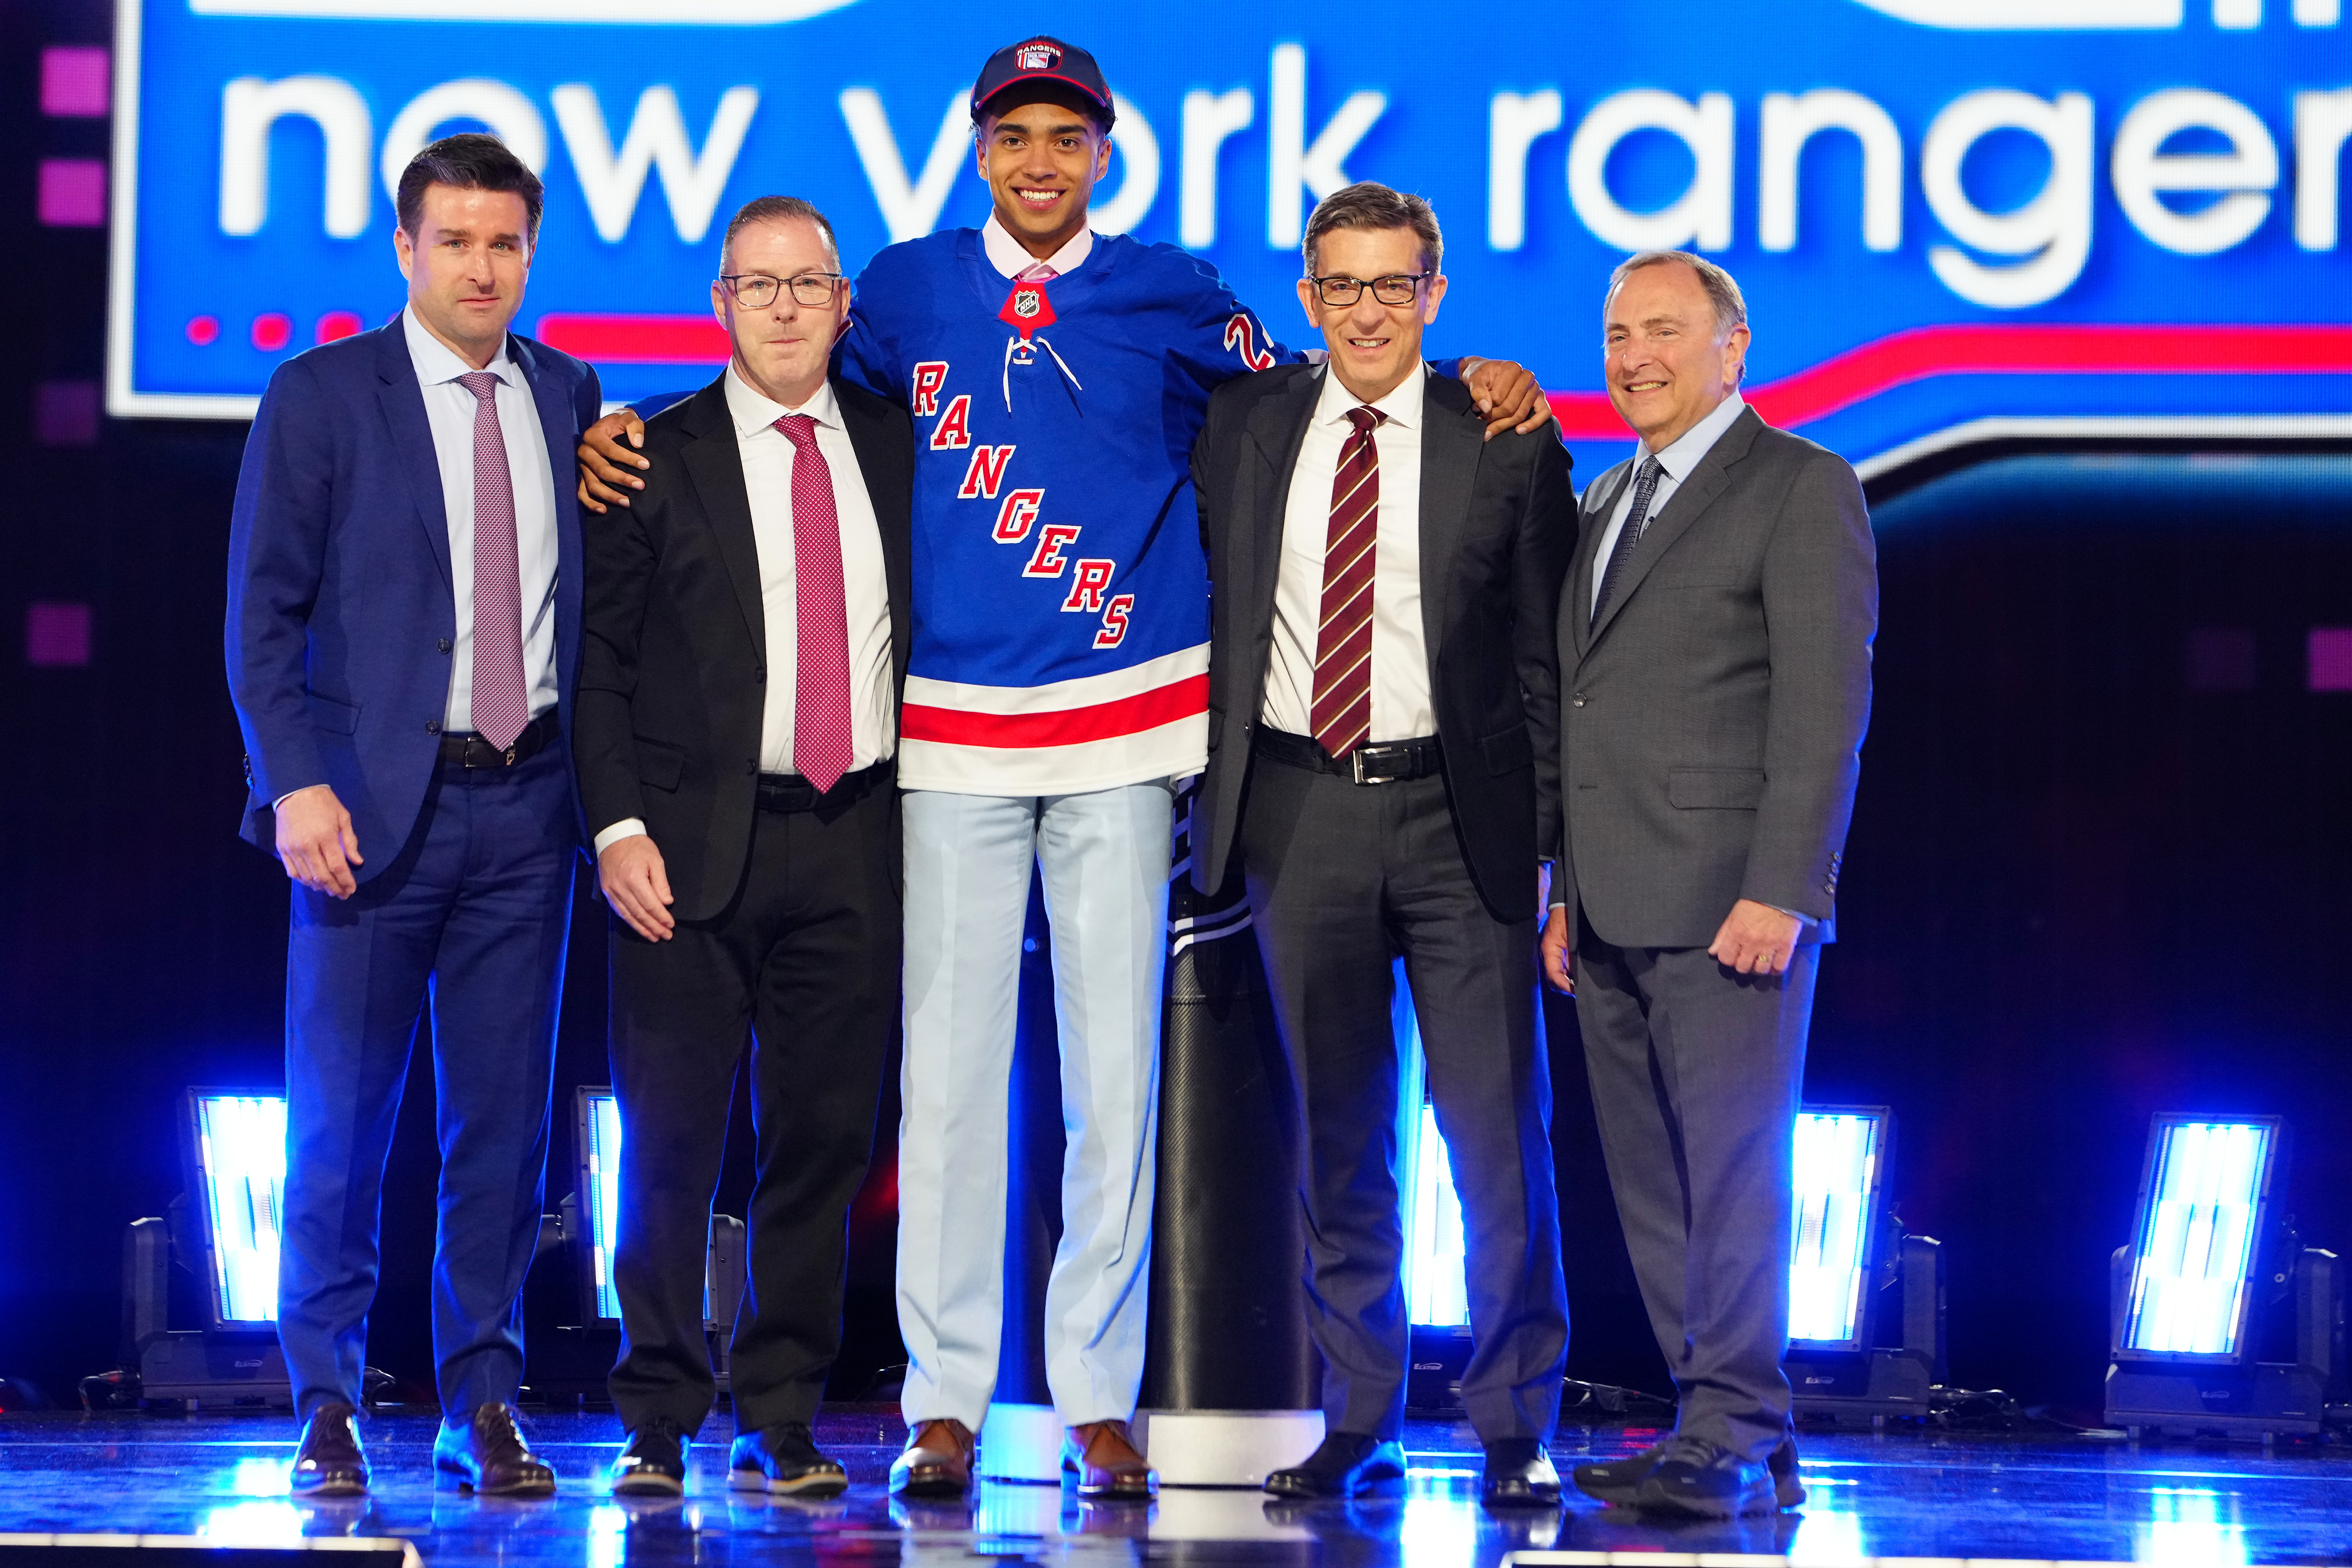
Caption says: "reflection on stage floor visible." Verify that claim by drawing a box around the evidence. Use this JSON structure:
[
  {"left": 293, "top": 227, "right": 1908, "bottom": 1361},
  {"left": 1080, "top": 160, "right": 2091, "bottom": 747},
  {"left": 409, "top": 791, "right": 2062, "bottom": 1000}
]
[{"left": 0, "top": 1409, "right": 2346, "bottom": 1566}]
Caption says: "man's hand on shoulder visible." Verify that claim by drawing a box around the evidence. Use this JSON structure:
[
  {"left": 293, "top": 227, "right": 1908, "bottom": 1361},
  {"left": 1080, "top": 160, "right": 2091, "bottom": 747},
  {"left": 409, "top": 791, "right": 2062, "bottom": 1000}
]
[
  {"left": 1708, "top": 898, "right": 1803, "bottom": 977},
  {"left": 1457, "top": 357, "right": 1556, "bottom": 442},
  {"left": 598, "top": 834, "right": 676, "bottom": 942},
  {"left": 275, "top": 784, "right": 362, "bottom": 900},
  {"left": 578, "top": 410, "right": 650, "bottom": 514}
]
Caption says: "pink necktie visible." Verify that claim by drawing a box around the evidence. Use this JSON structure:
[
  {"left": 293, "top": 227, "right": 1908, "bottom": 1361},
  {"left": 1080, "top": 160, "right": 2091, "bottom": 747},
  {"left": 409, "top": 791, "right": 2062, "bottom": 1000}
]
[
  {"left": 457, "top": 371, "right": 528, "bottom": 751},
  {"left": 774, "top": 414, "right": 853, "bottom": 792},
  {"left": 1016, "top": 259, "right": 1059, "bottom": 282}
]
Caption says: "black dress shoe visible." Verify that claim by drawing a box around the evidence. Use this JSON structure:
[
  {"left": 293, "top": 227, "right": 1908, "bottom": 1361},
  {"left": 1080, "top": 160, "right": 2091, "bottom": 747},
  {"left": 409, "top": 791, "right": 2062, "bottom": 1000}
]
[
  {"left": 1574, "top": 1435, "right": 1803, "bottom": 1508},
  {"left": 1480, "top": 1438, "right": 1561, "bottom": 1508},
  {"left": 1628, "top": 1435, "right": 1775, "bottom": 1519},
  {"left": 1263, "top": 1432, "right": 1407, "bottom": 1499},
  {"left": 610, "top": 1418, "right": 689, "bottom": 1496},
  {"left": 433, "top": 1401, "right": 557, "bottom": 1497},
  {"left": 291, "top": 1403, "right": 369, "bottom": 1497},
  {"left": 730, "top": 1423, "right": 848, "bottom": 1496}
]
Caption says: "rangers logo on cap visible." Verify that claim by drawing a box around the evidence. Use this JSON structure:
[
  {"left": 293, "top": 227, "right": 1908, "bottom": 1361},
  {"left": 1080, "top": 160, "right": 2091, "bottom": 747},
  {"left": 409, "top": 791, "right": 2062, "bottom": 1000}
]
[{"left": 1016, "top": 42, "right": 1059, "bottom": 71}]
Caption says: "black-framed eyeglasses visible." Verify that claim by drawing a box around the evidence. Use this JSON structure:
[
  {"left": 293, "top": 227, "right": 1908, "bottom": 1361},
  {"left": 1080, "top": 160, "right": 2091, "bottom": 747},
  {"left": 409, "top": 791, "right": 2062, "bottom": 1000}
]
[
  {"left": 1309, "top": 271, "right": 1432, "bottom": 307},
  {"left": 720, "top": 272, "right": 845, "bottom": 307}
]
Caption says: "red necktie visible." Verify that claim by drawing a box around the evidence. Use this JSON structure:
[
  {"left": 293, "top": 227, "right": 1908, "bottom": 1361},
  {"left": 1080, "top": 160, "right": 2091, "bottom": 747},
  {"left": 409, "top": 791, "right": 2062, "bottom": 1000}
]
[
  {"left": 774, "top": 414, "right": 852, "bottom": 792},
  {"left": 1310, "top": 406, "right": 1386, "bottom": 759},
  {"left": 457, "top": 371, "right": 527, "bottom": 751}
]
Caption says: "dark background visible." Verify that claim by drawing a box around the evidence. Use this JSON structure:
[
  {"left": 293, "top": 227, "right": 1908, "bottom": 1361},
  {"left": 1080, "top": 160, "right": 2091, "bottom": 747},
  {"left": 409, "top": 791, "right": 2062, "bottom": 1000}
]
[{"left": 5, "top": 0, "right": 2349, "bottom": 1423}]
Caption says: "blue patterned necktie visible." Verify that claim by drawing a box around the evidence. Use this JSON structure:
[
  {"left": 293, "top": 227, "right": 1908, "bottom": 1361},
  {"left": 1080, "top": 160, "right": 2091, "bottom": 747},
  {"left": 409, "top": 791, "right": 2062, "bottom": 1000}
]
[{"left": 1591, "top": 455, "right": 1664, "bottom": 628}]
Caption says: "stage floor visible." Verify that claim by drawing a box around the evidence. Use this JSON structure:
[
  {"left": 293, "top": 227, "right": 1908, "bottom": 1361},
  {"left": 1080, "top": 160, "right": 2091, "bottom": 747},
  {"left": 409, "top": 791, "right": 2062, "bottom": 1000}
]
[{"left": 0, "top": 1409, "right": 2346, "bottom": 1567}]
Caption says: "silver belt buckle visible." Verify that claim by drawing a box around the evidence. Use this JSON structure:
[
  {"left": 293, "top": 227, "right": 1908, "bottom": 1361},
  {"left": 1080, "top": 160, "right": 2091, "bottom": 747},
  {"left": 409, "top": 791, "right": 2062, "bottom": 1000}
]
[{"left": 1350, "top": 743, "right": 1412, "bottom": 785}]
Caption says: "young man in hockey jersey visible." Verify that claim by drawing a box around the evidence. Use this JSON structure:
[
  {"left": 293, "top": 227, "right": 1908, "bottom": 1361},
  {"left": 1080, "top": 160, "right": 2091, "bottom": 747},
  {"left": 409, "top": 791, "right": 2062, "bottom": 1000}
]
[{"left": 576, "top": 36, "right": 1553, "bottom": 1501}]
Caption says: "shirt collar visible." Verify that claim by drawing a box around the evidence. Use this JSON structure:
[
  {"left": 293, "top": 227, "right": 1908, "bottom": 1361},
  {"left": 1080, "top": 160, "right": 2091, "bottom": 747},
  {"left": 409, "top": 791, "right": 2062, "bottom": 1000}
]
[
  {"left": 403, "top": 306, "right": 517, "bottom": 389},
  {"left": 1313, "top": 361, "right": 1427, "bottom": 433},
  {"left": 725, "top": 361, "right": 842, "bottom": 438},
  {"left": 1647, "top": 392, "right": 1748, "bottom": 483},
  {"left": 981, "top": 213, "right": 1094, "bottom": 280}
]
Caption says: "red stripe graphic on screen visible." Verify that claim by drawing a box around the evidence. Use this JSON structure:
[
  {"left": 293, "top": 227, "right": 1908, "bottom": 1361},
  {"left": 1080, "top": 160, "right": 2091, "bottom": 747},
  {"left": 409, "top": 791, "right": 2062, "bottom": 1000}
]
[{"left": 1544, "top": 323, "right": 2352, "bottom": 438}]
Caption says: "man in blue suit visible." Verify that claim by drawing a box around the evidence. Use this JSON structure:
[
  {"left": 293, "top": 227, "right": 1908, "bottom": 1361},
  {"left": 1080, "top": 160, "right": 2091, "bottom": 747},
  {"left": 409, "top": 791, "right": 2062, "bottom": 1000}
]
[{"left": 226, "top": 133, "right": 600, "bottom": 1498}]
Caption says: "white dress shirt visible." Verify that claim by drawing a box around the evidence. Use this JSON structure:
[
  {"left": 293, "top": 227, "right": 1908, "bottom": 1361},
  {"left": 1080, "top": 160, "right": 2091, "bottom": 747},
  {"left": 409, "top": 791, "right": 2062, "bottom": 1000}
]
[
  {"left": 594, "top": 366, "right": 895, "bottom": 856},
  {"left": 403, "top": 307, "right": 560, "bottom": 733},
  {"left": 1261, "top": 366, "right": 1436, "bottom": 744},
  {"left": 981, "top": 213, "right": 1095, "bottom": 278},
  {"left": 1589, "top": 391, "right": 1748, "bottom": 617}
]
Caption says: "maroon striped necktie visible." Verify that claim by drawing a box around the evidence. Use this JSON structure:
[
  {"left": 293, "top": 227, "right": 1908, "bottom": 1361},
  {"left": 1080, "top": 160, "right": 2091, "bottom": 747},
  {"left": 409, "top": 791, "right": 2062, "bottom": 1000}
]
[
  {"left": 457, "top": 371, "right": 528, "bottom": 751},
  {"left": 1310, "top": 405, "right": 1386, "bottom": 759},
  {"left": 774, "top": 414, "right": 852, "bottom": 793}
]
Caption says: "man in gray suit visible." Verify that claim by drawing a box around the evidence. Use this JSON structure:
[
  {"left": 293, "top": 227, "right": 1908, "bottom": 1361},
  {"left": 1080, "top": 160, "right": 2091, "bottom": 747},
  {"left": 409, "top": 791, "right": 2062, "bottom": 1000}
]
[
  {"left": 1193, "top": 182, "right": 1573, "bottom": 1508},
  {"left": 1538, "top": 251, "right": 1876, "bottom": 1520}
]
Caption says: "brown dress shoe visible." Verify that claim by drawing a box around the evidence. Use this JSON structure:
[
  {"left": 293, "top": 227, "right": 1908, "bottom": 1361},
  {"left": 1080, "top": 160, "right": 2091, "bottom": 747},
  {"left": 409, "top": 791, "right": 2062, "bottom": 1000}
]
[
  {"left": 889, "top": 1419, "right": 974, "bottom": 1498},
  {"left": 291, "top": 1402, "right": 368, "bottom": 1496},
  {"left": 432, "top": 1400, "right": 556, "bottom": 1497},
  {"left": 1063, "top": 1419, "right": 1156, "bottom": 1501}
]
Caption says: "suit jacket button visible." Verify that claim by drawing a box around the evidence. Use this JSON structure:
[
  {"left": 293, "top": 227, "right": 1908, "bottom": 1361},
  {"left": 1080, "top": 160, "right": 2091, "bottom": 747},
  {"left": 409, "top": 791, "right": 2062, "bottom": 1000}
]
[
  {"left": 1571, "top": 692, "right": 1588, "bottom": 708},
  {"left": 438, "top": 638, "right": 452, "bottom": 654},
  {"left": 754, "top": 667, "right": 767, "bottom": 684},
  {"left": 427, "top": 720, "right": 442, "bottom": 735},
  {"left": 746, "top": 761, "right": 759, "bottom": 776}
]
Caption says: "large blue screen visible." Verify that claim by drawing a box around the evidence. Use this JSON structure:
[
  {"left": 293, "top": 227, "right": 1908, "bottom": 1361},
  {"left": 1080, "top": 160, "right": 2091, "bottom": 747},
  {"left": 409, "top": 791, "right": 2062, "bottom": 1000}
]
[{"left": 108, "top": 0, "right": 2352, "bottom": 478}]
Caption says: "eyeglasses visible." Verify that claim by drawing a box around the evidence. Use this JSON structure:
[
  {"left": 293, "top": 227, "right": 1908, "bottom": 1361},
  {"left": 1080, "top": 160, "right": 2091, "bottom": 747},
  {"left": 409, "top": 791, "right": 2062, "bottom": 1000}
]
[
  {"left": 719, "top": 272, "right": 845, "bottom": 307},
  {"left": 1308, "top": 271, "right": 1432, "bottom": 307}
]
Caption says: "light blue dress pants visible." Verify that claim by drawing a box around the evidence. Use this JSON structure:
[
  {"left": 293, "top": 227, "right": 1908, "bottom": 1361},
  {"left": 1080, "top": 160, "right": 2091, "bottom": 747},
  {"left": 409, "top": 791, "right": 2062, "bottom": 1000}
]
[{"left": 896, "top": 783, "right": 1172, "bottom": 1430}]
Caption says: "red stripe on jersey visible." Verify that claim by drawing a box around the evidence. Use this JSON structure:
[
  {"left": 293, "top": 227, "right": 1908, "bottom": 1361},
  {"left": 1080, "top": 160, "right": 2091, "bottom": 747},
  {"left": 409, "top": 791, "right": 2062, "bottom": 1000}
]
[{"left": 902, "top": 674, "right": 1209, "bottom": 749}]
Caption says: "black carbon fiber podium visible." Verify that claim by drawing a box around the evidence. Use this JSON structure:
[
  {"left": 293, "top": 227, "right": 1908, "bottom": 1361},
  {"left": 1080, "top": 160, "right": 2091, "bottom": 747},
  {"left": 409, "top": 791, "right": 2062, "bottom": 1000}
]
[{"left": 1134, "top": 804, "right": 1324, "bottom": 1484}]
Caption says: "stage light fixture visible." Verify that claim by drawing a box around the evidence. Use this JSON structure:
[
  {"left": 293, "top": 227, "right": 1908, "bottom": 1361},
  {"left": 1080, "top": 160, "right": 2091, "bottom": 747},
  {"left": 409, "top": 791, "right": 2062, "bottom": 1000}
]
[
  {"left": 1789, "top": 1107, "right": 1889, "bottom": 1351},
  {"left": 2117, "top": 1116, "right": 2278, "bottom": 1362},
  {"left": 1402, "top": 1101, "right": 1470, "bottom": 1329},
  {"left": 1783, "top": 1105, "right": 1948, "bottom": 1425},
  {"left": 577, "top": 1088, "right": 624, "bottom": 1324},
  {"left": 2103, "top": 1113, "right": 2347, "bottom": 1441},
  {"left": 182, "top": 1090, "right": 287, "bottom": 1327}
]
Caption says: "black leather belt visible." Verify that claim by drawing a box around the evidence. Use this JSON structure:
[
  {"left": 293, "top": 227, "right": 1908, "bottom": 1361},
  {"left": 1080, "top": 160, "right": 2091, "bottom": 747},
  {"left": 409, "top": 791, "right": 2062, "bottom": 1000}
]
[
  {"left": 1254, "top": 727, "right": 1443, "bottom": 785},
  {"left": 756, "top": 759, "right": 892, "bottom": 813},
  {"left": 439, "top": 711, "right": 557, "bottom": 769}
]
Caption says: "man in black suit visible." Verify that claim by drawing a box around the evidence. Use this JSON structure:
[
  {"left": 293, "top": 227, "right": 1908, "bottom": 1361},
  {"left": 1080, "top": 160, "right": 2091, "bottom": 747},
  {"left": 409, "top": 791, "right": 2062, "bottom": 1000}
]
[
  {"left": 574, "top": 195, "right": 912, "bottom": 1496},
  {"left": 1190, "top": 182, "right": 1573, "bottom": 1508},
  {"left": 1539, "top": 251, "right": 1876, "bottom": 1520}
]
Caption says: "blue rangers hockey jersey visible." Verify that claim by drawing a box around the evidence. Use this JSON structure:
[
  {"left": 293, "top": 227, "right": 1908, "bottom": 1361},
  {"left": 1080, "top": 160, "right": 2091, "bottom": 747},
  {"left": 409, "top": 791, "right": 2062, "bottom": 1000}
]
[{"left": 834, "top": 223, "right": 1302, "bottom": 795}]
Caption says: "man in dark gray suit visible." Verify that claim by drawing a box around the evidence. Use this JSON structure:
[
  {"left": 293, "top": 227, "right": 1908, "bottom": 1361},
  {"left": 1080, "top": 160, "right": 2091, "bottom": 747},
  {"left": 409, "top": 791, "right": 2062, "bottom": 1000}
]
[
  {"left": 1192, "top": 182, "right": 1573, "bottom": 1509},
  {"left": 1538, "top": 251, "right": 1876, "bottom": 1520}
]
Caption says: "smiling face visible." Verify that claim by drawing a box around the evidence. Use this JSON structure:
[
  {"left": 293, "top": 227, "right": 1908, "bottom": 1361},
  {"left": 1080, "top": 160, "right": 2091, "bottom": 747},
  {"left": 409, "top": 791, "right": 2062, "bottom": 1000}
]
[
  {"left": 394, "top": 183, "right": 533, "bottom": 369},
  {"left": 1297, "top": 223, "right": 1448, "bottom": 407},
  {"left": 1603, "top": 258, "right": 1750, "bottom": 453},
  {"left": 711, "top": 215, "right": 849, "bottom": 409},
  {"left": 976, "top": 92, "right": 1111, "bottom": 260}
]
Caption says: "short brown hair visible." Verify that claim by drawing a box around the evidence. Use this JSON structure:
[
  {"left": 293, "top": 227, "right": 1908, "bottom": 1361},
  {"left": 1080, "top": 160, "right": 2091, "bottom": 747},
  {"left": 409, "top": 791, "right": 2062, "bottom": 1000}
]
[
  {"left": 719, "top": 195, "right": 842, "bottom": 276},
  {"left": 395, "top": 132, "right": 542, "bottom": 245},
  {"left": 1303, "top": 181, "right": 1442, "bottom": 277},
  {"left": 1607, "top": 250, "right": 1748, "bottom": 335}
]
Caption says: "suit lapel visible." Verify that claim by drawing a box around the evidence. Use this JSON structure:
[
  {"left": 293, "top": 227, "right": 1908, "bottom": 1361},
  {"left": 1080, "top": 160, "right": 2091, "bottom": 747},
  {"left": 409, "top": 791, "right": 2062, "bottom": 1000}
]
[
  {"left": 1415, "top": 373, "right": 1481, "bottom": 668},
  {"left": 835, "top": 379, "right": 913, "bottom": 690},
  {"left": 372, "top": 322, "right": 454, "bottom": 590},
  {"left": 1570, "top": 458, "right": 1635, "bottom": 657},
  {"left": 510, "top": 335, "right": 583, "bottom": 696},
  {"left": 1240, "top": 370, "right": 1322, "bottom": 699},
  {"left": 678, "top": 379, "right": 769, "bottom": 664},
  {"left": 1587, "top": 407, "right": 1763, "bottom": 648}
]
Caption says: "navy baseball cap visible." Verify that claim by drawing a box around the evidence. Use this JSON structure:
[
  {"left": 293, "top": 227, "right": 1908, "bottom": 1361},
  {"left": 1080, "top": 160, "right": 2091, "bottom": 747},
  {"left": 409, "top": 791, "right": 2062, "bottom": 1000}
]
[{"left": 970, "top": 36, "right": 1115, "bottom": 126}]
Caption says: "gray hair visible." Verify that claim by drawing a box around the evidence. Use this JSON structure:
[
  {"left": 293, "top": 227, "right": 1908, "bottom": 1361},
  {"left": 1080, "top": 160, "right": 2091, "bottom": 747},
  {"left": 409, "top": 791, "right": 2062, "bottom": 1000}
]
[
  {"left": 1303, "top": 181, "right": 1442, "bottom": 277},
  {"left": 1607, "top": 250, "right": 1748, "bottom": 336},
  {"left": 719, "top": 195, "right": 841, "bottom": 276}
]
